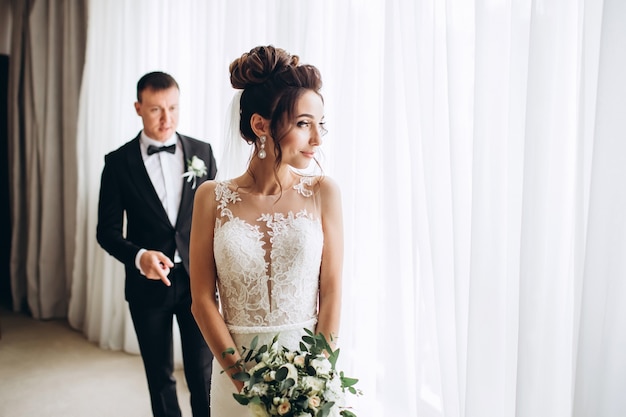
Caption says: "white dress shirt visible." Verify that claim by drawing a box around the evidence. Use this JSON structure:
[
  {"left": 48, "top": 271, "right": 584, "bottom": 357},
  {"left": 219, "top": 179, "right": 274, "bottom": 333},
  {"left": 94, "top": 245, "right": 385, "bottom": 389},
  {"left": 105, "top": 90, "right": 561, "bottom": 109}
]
[{"left": 135, "top": 131, "right": 184, "bottom": 272}]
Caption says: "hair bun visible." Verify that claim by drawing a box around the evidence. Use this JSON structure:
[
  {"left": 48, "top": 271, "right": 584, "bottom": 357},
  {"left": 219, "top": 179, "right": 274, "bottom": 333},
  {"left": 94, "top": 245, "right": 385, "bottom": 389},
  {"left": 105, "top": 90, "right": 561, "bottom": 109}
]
[{"left": 229, "top": 45, "right": 299, "bottom": 89}]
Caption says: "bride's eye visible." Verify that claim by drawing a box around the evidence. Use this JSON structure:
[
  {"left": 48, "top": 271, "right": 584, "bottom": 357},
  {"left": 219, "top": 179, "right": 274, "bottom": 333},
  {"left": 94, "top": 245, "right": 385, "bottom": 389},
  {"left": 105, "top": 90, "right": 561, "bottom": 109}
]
[
  {"left": 319, "top": 122, "right": 328, "bottom": 136},
  {"left": 297, "top": 120, "right": 327, "bottom": 136}
]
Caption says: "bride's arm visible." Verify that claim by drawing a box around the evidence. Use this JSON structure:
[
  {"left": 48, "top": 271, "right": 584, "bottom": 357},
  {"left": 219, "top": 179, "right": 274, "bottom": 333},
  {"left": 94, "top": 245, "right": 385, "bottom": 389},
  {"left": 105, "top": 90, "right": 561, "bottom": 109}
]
[
  {"left": 316, "top": 176, "right": 344, "bottom": 350},
  {"left": 189, "top": 181, "right": 245, "bottom": 391}
]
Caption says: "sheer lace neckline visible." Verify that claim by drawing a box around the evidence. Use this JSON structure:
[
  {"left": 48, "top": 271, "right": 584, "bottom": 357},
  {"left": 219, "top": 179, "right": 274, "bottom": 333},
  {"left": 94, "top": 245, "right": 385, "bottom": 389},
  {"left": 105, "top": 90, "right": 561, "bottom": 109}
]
[
  {"left": 227, "top": 174, "right": 315, "bottom": 197},
  {"left": 215, "top": 176, "right": 316, "bottom": 220}
]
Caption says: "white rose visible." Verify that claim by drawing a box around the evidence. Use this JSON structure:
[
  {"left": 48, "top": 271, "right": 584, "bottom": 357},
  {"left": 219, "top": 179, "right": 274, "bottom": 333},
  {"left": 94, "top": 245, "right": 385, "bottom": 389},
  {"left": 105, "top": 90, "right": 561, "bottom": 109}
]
[
  {"left": 293, "top": 355, "right": 306, "bottom": 367},
  {"left": 325, "top": 374, "right": 345, "bottom": 406},
  {"left": 249, "top": 382, "right": 269, "bottom": 397},
  {"left": 302, "top": 375, "right": 326, "bottom": 394},
  {"left": 310, "top": 356, "right": 332, "bottom": 375},
  {"left": 190, "top": 155, "right": 206, "bottom": 171},
  {"left": 248, "top": 402, "right": 270, "bottom": 417},
  {"left": 280, "top": 363, "right": 298, "bottom": 384}
]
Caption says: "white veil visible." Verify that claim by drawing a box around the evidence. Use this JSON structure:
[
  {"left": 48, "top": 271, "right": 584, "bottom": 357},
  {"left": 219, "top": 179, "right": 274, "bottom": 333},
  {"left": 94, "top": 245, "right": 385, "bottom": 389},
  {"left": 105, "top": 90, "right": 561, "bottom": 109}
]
[{"left": 216, "top": 90, "right": 252, "bottom": 180}]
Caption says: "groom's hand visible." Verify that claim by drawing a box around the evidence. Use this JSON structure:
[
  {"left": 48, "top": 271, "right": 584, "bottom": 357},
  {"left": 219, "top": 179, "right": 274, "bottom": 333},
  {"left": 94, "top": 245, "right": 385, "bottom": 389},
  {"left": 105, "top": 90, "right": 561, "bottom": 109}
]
[{"left": 139, "top": 250, "right": 173, "bottom": 286}]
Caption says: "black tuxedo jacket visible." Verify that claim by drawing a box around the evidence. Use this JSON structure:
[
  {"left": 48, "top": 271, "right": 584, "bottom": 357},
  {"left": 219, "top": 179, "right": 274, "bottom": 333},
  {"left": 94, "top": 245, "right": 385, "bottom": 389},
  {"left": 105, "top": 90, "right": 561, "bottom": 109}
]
[{"left": 96, "top": 132, "right": 217, "bottom": 307}]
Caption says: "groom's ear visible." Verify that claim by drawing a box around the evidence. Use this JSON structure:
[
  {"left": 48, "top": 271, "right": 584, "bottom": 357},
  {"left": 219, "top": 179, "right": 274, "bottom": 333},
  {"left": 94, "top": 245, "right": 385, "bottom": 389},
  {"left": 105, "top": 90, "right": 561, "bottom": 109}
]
[{"left": 250, "top": 113, "right": 269, "bottom": 137}]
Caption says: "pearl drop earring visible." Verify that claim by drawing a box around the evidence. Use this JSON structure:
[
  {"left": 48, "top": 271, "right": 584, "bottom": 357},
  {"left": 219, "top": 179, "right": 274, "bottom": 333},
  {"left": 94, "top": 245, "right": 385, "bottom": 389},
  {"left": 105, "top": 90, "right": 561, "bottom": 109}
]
[{"left": 258, "top": 136, "right": 267, "bottom": 159}]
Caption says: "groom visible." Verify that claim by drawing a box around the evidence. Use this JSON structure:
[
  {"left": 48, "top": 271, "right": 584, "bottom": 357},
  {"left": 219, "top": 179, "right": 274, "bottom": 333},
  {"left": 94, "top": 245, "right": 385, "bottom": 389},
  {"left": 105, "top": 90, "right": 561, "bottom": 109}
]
[{"left": 96, "top": 71, "right": 216, "bottom": 417}]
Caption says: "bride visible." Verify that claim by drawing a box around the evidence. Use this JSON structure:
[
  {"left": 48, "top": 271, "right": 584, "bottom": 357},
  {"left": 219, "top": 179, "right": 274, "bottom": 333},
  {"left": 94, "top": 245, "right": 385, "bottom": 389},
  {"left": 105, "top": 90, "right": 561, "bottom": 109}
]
[{"left": 189, "top": 45, "right": 344, "bottom": 415}]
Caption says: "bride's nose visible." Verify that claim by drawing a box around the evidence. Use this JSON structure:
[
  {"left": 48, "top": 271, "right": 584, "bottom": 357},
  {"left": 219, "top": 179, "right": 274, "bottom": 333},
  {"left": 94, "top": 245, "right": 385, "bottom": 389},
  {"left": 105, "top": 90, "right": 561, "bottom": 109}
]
[{"left": 309, "top": 126, "right": 323, "bottom": 146}]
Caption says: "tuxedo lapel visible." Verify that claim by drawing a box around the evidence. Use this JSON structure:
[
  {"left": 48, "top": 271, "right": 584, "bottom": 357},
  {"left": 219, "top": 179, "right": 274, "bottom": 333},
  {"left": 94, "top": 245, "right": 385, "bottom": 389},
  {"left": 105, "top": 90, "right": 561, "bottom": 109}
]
[
  {"left": 177, "top": 135, "right": 194, "bottom": 228},
  {"left": 125, "top": 135, "right": 172, "bottom": 225}
]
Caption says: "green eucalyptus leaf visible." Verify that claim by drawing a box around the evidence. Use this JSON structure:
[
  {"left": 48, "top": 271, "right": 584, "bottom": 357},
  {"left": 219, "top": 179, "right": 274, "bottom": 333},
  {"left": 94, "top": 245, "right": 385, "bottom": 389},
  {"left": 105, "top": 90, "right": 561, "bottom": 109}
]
[
  {"left": 232, "top": 393, "right": 249, "bottom": 405},
  {"left": 249, "top": 372, "right": 264, "bottom": 387},
  {"left": 275, "top": 366, "right": 288, "bottom": 381},
  {"left": 222, "top": 347, "right": 235, "bottom": 358},
  {"left": 244, "top": 348, "right": 255, "bottom": 363},
  {"left": 249, "top": 335, "right": 259, "bottom": 351},
  {"left": 281, "top": 378, "right": 295, "bottom": 391},
  {"left": 341, "top": 376, "right": 359, "bottom": 387},
  {"left": 231, "top": 371, "right": 250, "bottom": 381},
  {"left": 317, "top": 401, "right": 335, "bottom": 417},
  {"left": 327, "top": 348, "right": 339, "bottom": 369},
  {"left": 253, "top": 366, "right": 269, "bottom": 378}
]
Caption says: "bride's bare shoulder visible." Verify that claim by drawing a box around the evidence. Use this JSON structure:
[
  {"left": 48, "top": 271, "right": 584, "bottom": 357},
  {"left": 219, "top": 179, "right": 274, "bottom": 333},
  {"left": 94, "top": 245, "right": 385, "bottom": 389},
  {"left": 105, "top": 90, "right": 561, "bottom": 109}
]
[
  {"left": 196, "top": 179, "right": 219, "bottom": 195},
  {"left": 194, "top": 180, "right": 222, "bottom": 209},
  {"left": 313, "top": 175, "right": 341, "bottom": 198}
]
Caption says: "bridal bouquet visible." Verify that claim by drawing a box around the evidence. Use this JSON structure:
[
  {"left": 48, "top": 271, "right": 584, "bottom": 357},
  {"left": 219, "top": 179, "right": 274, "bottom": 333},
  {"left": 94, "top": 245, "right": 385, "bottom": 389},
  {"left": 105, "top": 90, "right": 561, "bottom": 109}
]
[{"left": 223, "top": 329, "right": 361, "bottom": 417}]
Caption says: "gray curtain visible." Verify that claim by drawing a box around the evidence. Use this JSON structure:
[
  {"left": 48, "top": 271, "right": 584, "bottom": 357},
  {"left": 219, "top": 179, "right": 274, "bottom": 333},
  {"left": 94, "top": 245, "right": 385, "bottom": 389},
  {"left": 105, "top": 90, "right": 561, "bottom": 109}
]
[{"left": 8, "top": 0, "right": 87, "bottom": 318}]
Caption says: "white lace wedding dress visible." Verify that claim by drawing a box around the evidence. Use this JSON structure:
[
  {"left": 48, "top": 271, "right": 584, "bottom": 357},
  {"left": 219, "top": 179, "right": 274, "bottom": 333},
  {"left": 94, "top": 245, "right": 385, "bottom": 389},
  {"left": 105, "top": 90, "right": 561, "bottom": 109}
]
[{"left": 210, "top": 176, "right": 324, "bottom": 416}]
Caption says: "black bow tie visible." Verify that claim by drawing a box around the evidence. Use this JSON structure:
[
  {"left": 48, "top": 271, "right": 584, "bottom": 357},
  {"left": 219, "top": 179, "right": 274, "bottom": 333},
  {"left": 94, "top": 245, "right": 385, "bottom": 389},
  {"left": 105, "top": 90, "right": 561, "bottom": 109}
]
[{"left": 147, "top": 144, "right": 176, "bottom": 155}]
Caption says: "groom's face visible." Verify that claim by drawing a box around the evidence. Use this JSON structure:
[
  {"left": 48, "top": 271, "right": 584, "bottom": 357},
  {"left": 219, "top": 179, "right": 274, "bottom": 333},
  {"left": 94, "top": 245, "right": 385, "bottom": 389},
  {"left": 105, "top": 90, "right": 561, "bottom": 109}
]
[{"left": 134, "top": 86, "right": 180, "bottom": 142}]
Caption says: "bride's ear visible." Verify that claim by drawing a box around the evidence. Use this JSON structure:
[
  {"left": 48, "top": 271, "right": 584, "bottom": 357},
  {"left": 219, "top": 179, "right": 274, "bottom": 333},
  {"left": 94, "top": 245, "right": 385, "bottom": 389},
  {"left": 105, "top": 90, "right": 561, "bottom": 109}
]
[{"left": 250, "top": 114, "right": 270, "bottom": 138}]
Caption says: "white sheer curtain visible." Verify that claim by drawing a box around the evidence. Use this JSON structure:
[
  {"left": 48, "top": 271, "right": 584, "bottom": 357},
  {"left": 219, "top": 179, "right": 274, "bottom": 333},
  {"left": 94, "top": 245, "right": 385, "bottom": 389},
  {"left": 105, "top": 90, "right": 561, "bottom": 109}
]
[{"left": 69, "top": 0, "right": 625, "bottom": 416}]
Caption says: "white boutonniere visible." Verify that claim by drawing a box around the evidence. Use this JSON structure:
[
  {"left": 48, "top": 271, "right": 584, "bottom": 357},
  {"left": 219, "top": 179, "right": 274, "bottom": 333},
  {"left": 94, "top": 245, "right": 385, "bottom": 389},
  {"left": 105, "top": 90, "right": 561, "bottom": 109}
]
[{"left": 182, "top": 155, "right": 208, "bottom": 189}]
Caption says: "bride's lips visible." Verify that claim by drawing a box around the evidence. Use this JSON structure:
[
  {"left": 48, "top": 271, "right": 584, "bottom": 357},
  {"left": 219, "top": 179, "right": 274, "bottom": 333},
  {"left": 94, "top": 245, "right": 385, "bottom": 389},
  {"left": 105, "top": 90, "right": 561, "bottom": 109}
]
[{"left": 302, "top": 151, "right": 316, "bottom": 158}]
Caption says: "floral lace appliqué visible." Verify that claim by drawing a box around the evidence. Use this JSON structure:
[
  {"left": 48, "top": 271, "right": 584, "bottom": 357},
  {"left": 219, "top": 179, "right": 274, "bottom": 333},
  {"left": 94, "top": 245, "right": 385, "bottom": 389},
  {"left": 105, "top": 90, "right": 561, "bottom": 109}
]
[
  {"left": 213, "top": 179, "right": 323, "bottom": 334},
  {"left": 293, "top": 176, "right": 314, "bottom": 197},
  {"left": 215, "top": 181, "right": 242, "bottom": 224}
]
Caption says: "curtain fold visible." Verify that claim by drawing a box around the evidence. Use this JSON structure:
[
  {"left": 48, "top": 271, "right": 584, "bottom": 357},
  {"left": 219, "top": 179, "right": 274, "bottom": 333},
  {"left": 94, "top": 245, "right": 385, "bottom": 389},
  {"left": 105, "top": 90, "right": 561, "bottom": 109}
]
[
  {"left": 8, "top": 0, "right": 32, "bottom": 314},
  {"left": 574, "top": 0, "right": 626, "bottom": 415},
  {"left": 8, "top": 0, "right": 87, "bottom": 318},
  {"left": 514, "top": 2, "right": 584, "bottom": 416}
]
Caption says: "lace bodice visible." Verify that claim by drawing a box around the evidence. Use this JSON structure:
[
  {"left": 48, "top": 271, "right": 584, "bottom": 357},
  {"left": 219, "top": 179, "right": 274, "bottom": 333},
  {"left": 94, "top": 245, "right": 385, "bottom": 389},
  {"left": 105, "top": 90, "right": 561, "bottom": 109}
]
[{"left": 213, "top": 177, "right": 323, "bottom": 334}]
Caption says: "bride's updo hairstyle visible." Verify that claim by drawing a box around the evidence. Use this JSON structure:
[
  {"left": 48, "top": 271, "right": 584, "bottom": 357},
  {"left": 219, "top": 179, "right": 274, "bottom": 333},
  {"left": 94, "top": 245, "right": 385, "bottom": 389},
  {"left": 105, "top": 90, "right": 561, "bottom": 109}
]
[{"left": 230, "top": 45, "right": 323, "bottom": 167}]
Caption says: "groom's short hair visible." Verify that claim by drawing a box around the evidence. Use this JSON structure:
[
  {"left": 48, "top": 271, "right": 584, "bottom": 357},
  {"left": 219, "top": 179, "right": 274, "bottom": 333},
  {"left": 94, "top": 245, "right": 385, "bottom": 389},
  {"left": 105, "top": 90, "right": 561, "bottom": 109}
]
[{"left": 136, "top": 71, "right": 179, "bottom": 102}]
